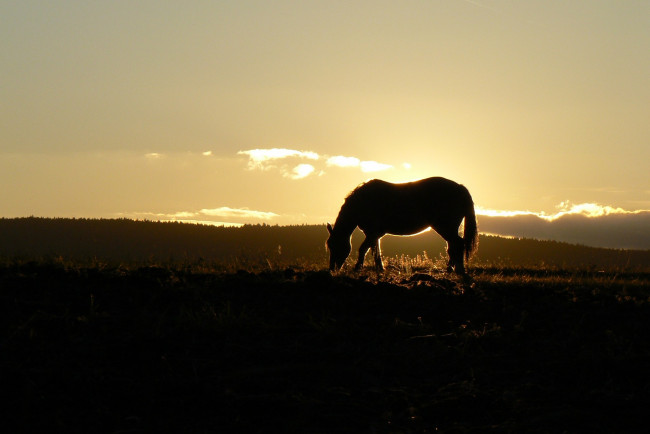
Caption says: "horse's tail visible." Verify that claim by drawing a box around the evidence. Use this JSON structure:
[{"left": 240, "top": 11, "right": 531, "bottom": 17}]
[{"left": 462, "top": 186, "right": 479, "bottom": 262}]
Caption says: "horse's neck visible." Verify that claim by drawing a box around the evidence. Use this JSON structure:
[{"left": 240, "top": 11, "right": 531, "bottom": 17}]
[{"left": 334, "top": 202, "right": 357, "bottom": 237}]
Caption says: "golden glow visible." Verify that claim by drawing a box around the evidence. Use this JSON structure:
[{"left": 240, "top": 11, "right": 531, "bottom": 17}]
[{"left": 1, "top": 2, "right": 648, "bottom": 239}]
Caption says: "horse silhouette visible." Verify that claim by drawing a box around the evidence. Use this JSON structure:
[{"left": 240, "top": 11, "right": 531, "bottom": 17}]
[{"left": 326, "top": 177, "right": 478, "bottom": 274}]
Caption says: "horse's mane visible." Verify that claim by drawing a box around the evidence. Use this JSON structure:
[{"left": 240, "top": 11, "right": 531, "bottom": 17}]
[
  {"left": 344, "top": 180, "right": 368, "bottom": 202},
  {"left": 333, "top": 180, "right": 374, "bottom": 230},
  {"left": 344, "top": 179, "right": 385, "bottom": 203}
]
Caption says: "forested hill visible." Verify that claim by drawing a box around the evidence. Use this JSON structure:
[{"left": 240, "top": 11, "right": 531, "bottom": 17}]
[{"left": 1, "top": 217, "right": 648, "bottom": 270}]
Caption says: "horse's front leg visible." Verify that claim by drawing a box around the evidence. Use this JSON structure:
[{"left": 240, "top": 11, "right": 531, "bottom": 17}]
[{"left": 355, "top": 237, "right": 374, "bottom": 270}]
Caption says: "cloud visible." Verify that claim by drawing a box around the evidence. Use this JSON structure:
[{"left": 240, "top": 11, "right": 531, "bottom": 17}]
[
  {"left": 360, "top": 160, "right": 393, "bottom": 172},
  {"left": 238, "top": 148, "right": 396, "bottom": 179},
  {"left": 285, "top": 164, "right": 315, "bottom": 180},
  {"left": 145, "top": 152, "right": 163, "bottom": 159},
  {"left": 171, "top": 211, "right": 196, "bottom": 218},
  {"left": 326, "top": 155, "right": 361, "bottom": 168},
  {"left": 326, "top": 155, "right": 394, "bottom": 173},
  {"left": 199, "top": 207, "right": 279, "bottom": 220},
  {"left": 549, "top": 201, "right": 634, "bottom": 220},
  {"left": 118, "top": 206, "right": 279, "bottom": 226},
  {"left": 477, "top": 202, "right": 650, "bottom": 250},
  {"left": 238, "top": 148, "right": 319, "bottom": 170}
]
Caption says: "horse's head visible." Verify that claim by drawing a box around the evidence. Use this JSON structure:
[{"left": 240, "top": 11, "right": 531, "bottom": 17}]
[{"left": 326, "top": 223, "right": 351, "bottom": 271}]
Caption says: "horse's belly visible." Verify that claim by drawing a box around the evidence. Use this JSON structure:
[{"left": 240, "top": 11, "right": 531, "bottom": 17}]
[
  {"left": 358, "top": 205, "right": 432, "bottom": 236},
  {"left": 385, "top": 223, "right": 431, "bottom": 236}
]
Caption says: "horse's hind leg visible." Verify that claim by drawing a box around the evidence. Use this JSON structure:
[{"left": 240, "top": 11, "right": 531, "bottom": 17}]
[
  {"left": 447, "top": 237, "right": 465, "bottom": 274},
  {"left": 371, "top": 238, "right": 384, "bottom": 271},
  {"left": 436, "top": 226, "right": 465, "bottom": 274},
  {"left": 446, "top": 250, "right": 454, "bottom": 273}
]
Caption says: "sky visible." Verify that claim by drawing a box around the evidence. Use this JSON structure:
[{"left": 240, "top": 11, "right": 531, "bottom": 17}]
[{"left": 2, "top": 1, "right": 649, "bottom": 249}]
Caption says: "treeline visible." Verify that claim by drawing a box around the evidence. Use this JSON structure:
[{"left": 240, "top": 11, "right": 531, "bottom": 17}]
[
  {"left": 0, "top": 218, "right": 327, "bottom": 264},
  {"left": 1, "top": 217, "right": 649, "bottom": 270}
]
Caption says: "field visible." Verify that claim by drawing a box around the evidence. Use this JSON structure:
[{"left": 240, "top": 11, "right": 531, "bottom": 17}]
[{"left": 2, "top": 219, "right": 650, "bottom": 433}]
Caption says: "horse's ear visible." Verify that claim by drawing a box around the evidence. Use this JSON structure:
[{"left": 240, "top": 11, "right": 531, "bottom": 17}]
[{"left": 327, "top": 223, "right": 333, "bottom": 234}]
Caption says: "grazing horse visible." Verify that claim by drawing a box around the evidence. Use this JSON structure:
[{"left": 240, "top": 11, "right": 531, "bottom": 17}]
[{"left": 326, "top": 177, "right": 478, "bottom": 274}]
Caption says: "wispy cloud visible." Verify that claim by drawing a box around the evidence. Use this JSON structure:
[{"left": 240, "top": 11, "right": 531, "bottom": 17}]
[
  {"left": 325, "top": 155, "right": 394, "bottom": 172},
  {"left": 285, "top": 164, "right": 315, "bottom": 179},
  {"left": 477, "top": 202, "right": 650, "bottom": 250},
  {"left": 360, "top": 160, "right": 393, "bottom": 172},
  {"left": 171, "top": 211, "right": 196, "bottom": 218},
  {"left": 118, "top": 206, "right": 279, "bottom": 226},
  {"left": 550, "top": 201, "right": 638, "bottom": 219},
  {"left": 326, "top": 155, "right": 361, "bottom": 168},
  {"left": 239, "top": 148, "right": 398, "bottom": 179},
  {"left": 199, "top": 207, "right": 279, "bottom": 220},
  {"left": 238, "top": 148, "right": 319, "bottom": 170},
  {"left": 477, "top": 201, "right": 646, "bottom": 221}
]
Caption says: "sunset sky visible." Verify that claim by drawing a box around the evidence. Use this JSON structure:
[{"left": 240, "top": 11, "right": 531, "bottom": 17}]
[{"left": 2, "top": 1, "right": 649, "bottom": 248}]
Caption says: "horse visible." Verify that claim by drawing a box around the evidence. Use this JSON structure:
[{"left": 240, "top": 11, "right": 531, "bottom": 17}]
[{"left": 326, "top": 176, "right": 478, "bottom": 274}]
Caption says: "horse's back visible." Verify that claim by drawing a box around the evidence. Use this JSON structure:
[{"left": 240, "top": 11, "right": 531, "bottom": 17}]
[
  {"left": 359, "top": 176, "right": 454, "bottom": 189},
  {"left": 349, "top": 177, "right": 471, "bottom": 232},
  {"left": 361, "top": 177, "right": 466, "bottom": 200},
  {"left": 409, "top": 176, "right": 464, "bottom": 192}
]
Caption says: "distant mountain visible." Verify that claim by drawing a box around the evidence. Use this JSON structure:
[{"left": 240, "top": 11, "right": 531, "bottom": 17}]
[
  {"left": 478, "top": 211, "right": 650, "bottom": 250},
  {"left": 1, "top": 218, "right": 648, "bottom": 270}
]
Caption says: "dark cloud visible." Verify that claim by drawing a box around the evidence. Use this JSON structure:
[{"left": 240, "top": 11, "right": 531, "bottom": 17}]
[{"left": 478, "top": 211, "right": 650, "bottom": 250}]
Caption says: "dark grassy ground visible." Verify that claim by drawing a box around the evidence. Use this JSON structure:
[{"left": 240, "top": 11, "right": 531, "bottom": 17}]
[{"left": 2, "top": 261, "right": 650, "bottom": 433}]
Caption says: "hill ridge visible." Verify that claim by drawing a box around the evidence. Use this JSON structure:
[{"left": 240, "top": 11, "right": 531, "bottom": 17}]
[{"left": 1, "top": 217, "right": 648, "bottom": 270}]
